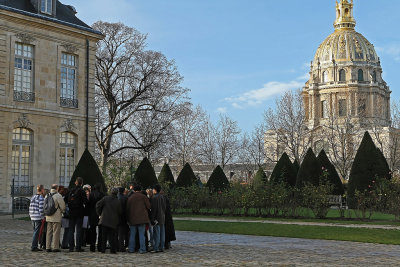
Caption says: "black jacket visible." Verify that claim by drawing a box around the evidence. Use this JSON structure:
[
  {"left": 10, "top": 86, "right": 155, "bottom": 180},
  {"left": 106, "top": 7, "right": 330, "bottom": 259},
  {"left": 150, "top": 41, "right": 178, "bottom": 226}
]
[
  {"left": 150, "top": 193, "right": 166, "bottom": 225},
  {"left": 88, "top": 190, "right": 105, "bottom": 227},
  {"left": 68, "top": 185, "right": 88, "bottom": 218},
  {"left": 165, "top": 197, "right": 176, "bottom": 242},
  {"left": 96, "top": 195, "right": 121, "bottom": 230},
  {"left": 117, "top": 192, "right": 128, "bottom": 225}
]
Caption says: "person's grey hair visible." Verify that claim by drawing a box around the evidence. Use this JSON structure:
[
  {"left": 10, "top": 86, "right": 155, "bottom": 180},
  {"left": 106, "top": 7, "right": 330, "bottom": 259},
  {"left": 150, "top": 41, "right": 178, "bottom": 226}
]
[{"left": 111, "top": 187, "right": 119, "bottom": 196}]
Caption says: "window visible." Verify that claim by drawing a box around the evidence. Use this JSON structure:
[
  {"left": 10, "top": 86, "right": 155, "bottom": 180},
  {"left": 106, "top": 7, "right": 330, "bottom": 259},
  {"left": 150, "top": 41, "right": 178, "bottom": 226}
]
[
  {"left": 315, "top": 140, "right": 329, "bottom": 154},
  {"left": 338, "top": 99, "right": 347, "bottom": 117},
  {"left": 322, "top": 71, "right": 328, "bottom": 83},
  {"left": 373, "top": 71, "right": 377, "bottom": 82},
  {"left": 59, "top": 132, "right": 75, "bottom": 187},
  {"left": 41, "top": 0, "right": 52, "bottom": 14},
  {"left": 12, "top": 128, "right": 32, "bottom": 188},
  {"left": 61, "top": 53, "right": 78, "bottom": 108},
  {"left": 358, "top": 69, "right": 364, "bottom": 82},
  {"left": 339, "top": 69, "right": 345, "bottom": 82},
  {"left": 321, "top": 100, "right": 328, "bottom": 118},
  {"left": 14, "top": 43, "right": 34, "bottom": 102}
]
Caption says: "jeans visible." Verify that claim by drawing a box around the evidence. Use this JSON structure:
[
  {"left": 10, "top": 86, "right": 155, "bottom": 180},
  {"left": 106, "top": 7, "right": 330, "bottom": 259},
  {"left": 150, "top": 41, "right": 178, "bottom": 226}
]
[
  {"left": 128, "top": 224, "right": 146, "bottom": 253},
  {"left": 68, "top": 216, "right": 83, "bottom": 250},
  {"left": 153, "top": 224, "right": 165, "bottom": 252},
  {"left": 148, "top": 225, "right": 154, "bottom": 248},
  {"left": 31, "top": 220, "right": 42, "bottom": 249}
]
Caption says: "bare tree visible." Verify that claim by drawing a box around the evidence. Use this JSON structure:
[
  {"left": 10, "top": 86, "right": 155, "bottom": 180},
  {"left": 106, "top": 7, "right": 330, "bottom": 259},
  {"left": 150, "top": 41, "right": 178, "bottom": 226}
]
[
  {"left": 198, "top": 115, "right": 218, "bottom": 165},
  {"left": 94, "top": 21, "right": 189, "bottom": 170},
  {"left": 320, "top": 114, "right": 361, "bottom": 180},
  {"left": 239, "top": 122, "right": 266, "bottom": 171},
  {"left": 215, "top": 115, "right": 241, "bottom": 169},
  {"left": 264, "top": 90, "right": 311, "bottom": 163}
]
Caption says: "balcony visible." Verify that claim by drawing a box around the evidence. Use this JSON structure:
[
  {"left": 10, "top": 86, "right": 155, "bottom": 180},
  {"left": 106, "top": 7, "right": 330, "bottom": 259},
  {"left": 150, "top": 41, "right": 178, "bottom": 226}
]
[
  {"left": 13, "top": 91, "right": 35, "bottom": 102},
  {"left": 60, "top": 97, "right": 78, "bottom": 108}
]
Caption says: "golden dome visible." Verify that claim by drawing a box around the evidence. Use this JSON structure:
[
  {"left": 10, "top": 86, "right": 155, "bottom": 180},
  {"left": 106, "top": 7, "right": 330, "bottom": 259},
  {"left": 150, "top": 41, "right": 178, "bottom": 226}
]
[
  {"left": 313, "top": 29, "right": 379, "bottom": 66},
  {"left": 313, "top": 0, "right": 378, "bottom": 66}
]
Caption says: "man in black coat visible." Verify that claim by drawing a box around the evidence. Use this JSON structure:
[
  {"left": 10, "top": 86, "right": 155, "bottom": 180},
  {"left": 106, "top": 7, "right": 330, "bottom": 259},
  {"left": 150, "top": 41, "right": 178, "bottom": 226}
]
[
  {"left": 88, "top": 183, "right": 105, "bottom": 252},
  {"left": 67, "top": 177, "right": 88, "bottom": 252},
  {"left": 96, "top": 188, "right": 121, "bottom": 254},
  {"left": 117, "top": 187, "right": 128, "bottom": 252},
  {"left": 150, "top": 184, "right": 166, "bottom": 253}
]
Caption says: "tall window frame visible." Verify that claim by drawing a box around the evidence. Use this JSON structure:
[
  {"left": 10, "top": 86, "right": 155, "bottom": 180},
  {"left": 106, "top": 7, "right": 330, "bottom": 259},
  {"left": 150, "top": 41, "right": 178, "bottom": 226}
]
[
  {"left": 358, "top": 69, "right": 364, "bottom": 82},
  {"left": 321, "top": 100, "right": 328, "bottom": 118},
  {"left": 322, "top": 71, "right": 328, "bottom": 83},
  {"left": 14, "top": 43, "right": 34, "bottom": 102},
  {"left": 59, "top": 132, "right": 76, "bottom": 187},
  {"left": 60, "top": 53, "right": 78, "bottom": 108},
  {"left": 338, "top": 99, "right": 347, "bottom": 117},
  {"left": 339, "top": 69, "right": 346, "bottom": 82},
  {"left": 41, "top": 0, "right": 52, "bottom": 14},
  {"left": 12, "top": 128, "right": 32, "bottom": 188}
]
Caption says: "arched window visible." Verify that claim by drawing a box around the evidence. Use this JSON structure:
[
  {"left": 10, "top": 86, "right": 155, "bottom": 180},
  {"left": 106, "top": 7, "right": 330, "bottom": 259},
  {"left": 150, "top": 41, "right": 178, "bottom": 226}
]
[
  {"left": 12, "top": 128, "right": 32, "bottom": 188},
  {"left": 372, "top": 71, "right": 377, "bottom": 82},
  {"left": 339, "top": 69, "right": 346, "bottom": 82},
  {"left": 60, "top": 132, "right": 76, "bottom": 187},
  {"left": 322, "top": 71, "right": 328, "bottom": 83},
  {"left": 315, "top": 140, "right": 329, "bottom": 154},
  {"left": 358, "top": 69, "right": 364, "bottom": 82}
]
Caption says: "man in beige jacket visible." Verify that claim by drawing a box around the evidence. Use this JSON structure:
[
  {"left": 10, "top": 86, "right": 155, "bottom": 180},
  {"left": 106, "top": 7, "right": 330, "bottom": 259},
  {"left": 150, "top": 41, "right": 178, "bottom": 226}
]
[{"left": 45, "top": 184, "right": 66, "bottom": 252}]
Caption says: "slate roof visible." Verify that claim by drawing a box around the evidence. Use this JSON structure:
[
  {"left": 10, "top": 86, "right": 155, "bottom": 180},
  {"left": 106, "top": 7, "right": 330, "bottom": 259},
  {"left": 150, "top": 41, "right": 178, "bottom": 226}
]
[{"left": 0, "top": 0, "right": 101, "bottom": 35}]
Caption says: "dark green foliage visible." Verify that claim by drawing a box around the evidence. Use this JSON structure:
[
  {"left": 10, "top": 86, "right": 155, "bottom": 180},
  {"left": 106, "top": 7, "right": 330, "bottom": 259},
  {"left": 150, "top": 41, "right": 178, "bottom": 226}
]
[
  {"left": 69, "top": 149, "right": 106, "bottom": 192},
  {"left": 293, "top": 159, "right": 300, "bottom": 175},
  {"left": 317, "top": 150, "right": 344, "bottom": 195},
  {"left": 206, "top": 165, "right": 230, "bottom": 192},
  {"left": 133, "top": 157, "right": 158, "bottom": 188},
  {"left": 296, "top": 148, "right": 322, "bottom": 187},
  {"left": 176, "top": 163, "right": 197, "bottom": 187},
  {"left": 158, "top": 163, "right": 176, "bottom": 188},
  {"left": 253, "top": 167, "right": 268, "bottom": 187},
  {"left": 348, "top": 132, "right": 391, "bottom": 202},
  {"left": 270, "top": 153, "right": 297, "bottom": 187}
]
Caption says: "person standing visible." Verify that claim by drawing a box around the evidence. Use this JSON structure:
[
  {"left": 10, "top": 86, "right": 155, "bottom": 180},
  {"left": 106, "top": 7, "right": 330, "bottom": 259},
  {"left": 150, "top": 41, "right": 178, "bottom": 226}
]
[
  {"left": 96, "top": 188, "right": 121, "bottom": 254},
  {"left": 117, "top": 187, "right": 128, "bottom": 252},
  {"left": 126, "top": 185, "right": 151, "bottom": 254},
  {"left": 29, "top": 184, "right": 45, "bottom": 251},
  {"left": 150, "top": 184, "right": 166, "bottom": 253},
  {"left": 67, "top": 177, "right": 88, "bottom": 252},
  {"left": 88, "top": 183, "right": 105, "bottom": 252},
  {"left": 45, "top": 184, "right": 66, "bottom": 252}
]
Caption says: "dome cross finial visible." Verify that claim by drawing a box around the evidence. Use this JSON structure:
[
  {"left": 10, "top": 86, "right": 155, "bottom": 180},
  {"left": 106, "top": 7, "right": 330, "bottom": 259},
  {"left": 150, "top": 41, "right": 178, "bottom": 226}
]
[{"left": 334, "top": 0, "right": 356, "bottom": 30}]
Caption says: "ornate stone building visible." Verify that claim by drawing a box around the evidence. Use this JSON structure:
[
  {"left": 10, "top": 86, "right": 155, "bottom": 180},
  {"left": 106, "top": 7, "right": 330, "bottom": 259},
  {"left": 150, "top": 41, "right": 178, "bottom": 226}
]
[
  {"left": 0, "top": 0, "right": 102, "bottom": 212},
  {"left": 265, "top": 0, "right": 399, "bottom": 175}
]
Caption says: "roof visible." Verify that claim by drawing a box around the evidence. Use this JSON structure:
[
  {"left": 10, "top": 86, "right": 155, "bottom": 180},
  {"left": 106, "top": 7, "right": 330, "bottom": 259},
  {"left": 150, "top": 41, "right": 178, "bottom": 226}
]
[{"left": 0, "top": 0, "right": 102, "bottom": 35}]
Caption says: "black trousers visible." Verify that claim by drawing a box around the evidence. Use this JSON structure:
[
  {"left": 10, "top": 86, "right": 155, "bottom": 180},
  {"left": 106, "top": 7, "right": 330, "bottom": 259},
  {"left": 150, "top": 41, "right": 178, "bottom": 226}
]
[
  {"left": 117, "top": 223, "right": 129, "bottom": 251},
  {"left": 88, "top": 225, "right": 102, "bottom": 251},
  {"left": 100, "top": 225, "right": 117, "bottom": 253}
]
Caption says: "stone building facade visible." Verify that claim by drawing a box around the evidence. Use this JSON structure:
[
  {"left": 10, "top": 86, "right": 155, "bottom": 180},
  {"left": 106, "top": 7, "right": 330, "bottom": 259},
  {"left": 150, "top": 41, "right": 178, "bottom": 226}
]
[{"left": 0, "top": 0, "right": 102, "bottom": 212}]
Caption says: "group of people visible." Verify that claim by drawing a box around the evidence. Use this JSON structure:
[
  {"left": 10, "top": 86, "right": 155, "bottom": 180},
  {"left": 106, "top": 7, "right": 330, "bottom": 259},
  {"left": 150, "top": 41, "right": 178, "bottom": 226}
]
[{"left": 29, "top": 177, "right": 175, "bottom": 254}]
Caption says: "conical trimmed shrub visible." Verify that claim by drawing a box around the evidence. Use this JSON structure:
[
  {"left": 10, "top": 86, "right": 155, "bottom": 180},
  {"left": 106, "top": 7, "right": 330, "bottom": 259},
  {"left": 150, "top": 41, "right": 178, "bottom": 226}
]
[
  {"left": 317, "top": 150, "right": 344, "bottom": 195},
  {"left": 206, "top": 165, "right": 230, "bottom": 192},
  {"left": 133, "top": 157, "right": 158, "bottom": 188},
  {"left": 270, "top": 153, "right": 297, "bottom": 187},
  {"left": 158, "top": 163, "right": 176, "bottom": 188},
  {"left": 348, "top": 131, "right": 391, "bottom": 202},
  {"left": 176, "top": 163, "right": 197, "bottom": 187},
  {"left": 252, "top": 166, "right": 268, "bottom": 187},
  {"left": 69, "top": 149, "right": 106, "bottom": 192},
  {"left": 293, "top": 159, "right": 300, "bottom": 175},
  {"left": 296, "top": 148, "right": 322, "bottom": 187}
]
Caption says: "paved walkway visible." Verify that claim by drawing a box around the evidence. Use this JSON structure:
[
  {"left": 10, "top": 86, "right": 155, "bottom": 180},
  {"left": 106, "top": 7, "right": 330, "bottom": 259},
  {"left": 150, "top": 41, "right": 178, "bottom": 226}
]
[
  {"left": 1, "top": 216, "right": 400, "bottom": 266},
  {"left": 175, "top": 217, "right": 400, "bottom": 230}
]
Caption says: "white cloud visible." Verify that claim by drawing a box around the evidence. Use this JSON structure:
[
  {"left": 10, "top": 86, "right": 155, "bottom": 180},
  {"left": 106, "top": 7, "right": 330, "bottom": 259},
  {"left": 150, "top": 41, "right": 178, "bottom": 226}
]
[
  {"left": 225, "top": 80, "right": 304, "bottom": 109},
  {"left": 216, "top": 107, "right": 228, "bottom": 114},
  {"left": 376, "top": 44, "right": 400, "bottom": 61}
]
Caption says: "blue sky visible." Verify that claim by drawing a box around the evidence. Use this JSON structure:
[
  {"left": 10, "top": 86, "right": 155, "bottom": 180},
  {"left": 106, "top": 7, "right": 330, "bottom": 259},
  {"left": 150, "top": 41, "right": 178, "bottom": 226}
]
[{"left": 66, "top": 0, "right": 400, "bottom": 132}]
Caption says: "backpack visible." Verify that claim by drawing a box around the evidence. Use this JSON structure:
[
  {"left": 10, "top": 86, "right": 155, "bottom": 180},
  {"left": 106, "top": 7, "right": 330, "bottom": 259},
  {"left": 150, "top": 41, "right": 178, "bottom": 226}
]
[{"left": 44, "top": 193, "right": 57, "bottom": 216}]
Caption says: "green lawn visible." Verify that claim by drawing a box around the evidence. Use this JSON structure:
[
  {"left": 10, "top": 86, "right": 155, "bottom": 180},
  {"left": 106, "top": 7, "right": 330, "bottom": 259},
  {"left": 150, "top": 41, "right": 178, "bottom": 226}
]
[{"left": 174, "top": 220, "right": 400, "bottom": 245}]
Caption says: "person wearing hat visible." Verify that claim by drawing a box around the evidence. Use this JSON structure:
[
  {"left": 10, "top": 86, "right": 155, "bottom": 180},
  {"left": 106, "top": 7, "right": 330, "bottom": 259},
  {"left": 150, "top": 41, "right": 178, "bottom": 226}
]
[{"left": 96, "top": 188, "right": 121, "bottom": 254}]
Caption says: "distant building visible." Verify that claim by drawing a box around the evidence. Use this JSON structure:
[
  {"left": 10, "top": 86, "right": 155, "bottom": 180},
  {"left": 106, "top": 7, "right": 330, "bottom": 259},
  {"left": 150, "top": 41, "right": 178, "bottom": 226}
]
[
  {"left": 265, "top": 0, "right": 400, "bottom": 174},
  {"left": 0, "top": 0, "right": 102, "bottom": 212}
]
